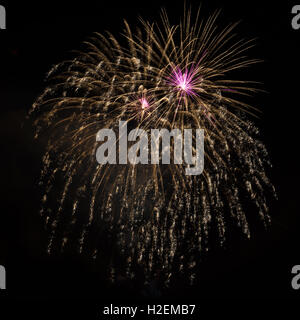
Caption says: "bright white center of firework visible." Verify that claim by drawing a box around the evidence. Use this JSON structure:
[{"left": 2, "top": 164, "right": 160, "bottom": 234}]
[
  {"left": 140, "top": 98, "right": 149, "bottom": 109},
  {"left": 176, "top": 73, "right": 190, "bottom": 92},
  {"left": 179, "top": 81, "right": 187, "bottom": 91}
]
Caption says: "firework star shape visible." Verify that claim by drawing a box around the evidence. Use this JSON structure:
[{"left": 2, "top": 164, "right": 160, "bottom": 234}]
[{"left": 31, "top": 6, "right": 275, "bottom": 285}]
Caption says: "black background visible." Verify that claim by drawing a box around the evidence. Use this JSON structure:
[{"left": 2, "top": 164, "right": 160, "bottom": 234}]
[{"left": 0, "top": 0, "right": 299, "bottom": 317}]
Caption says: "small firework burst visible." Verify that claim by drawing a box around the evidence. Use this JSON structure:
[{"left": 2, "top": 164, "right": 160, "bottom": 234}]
[
  {"left": 31, "top": 6, "right": 275, "bottom": 285},
  {"left": 168, "top": 64, "right": 202, "bottom": 98}
]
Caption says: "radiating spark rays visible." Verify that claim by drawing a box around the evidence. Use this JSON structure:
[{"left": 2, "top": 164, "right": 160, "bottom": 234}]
[{"left": 168, "top": 64, "right": 202, "bottom": 97}]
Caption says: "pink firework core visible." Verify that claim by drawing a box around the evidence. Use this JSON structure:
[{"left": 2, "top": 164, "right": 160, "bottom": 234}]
[
  {"left": 169, "top": 65, "right": 201, "bottom": 97},
  {"left": 139, "top": 97, "right": 150, "bottom": 109}
]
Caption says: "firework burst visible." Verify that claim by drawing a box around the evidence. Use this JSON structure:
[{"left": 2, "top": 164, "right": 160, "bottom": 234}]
[{"left": 31, "top": 6, "right": 275, "bottom": 285}]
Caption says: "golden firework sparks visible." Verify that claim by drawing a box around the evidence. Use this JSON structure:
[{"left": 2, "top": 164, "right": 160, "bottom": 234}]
[{"left": 31, "top": 6, "right": 275, "bottom": 285}]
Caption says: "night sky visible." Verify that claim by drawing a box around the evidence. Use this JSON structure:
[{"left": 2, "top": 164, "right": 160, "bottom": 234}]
[{"left": 0, "top": 0, "right": 299, "bottom": 317}]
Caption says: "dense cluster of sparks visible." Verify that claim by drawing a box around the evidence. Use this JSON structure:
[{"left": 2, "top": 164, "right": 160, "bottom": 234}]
[
  {"left": 31, "top": 7, "right": 275, "bottom": 285},
  {"left": 169, "top": 64, "right": 201, "bottom": 98}
]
